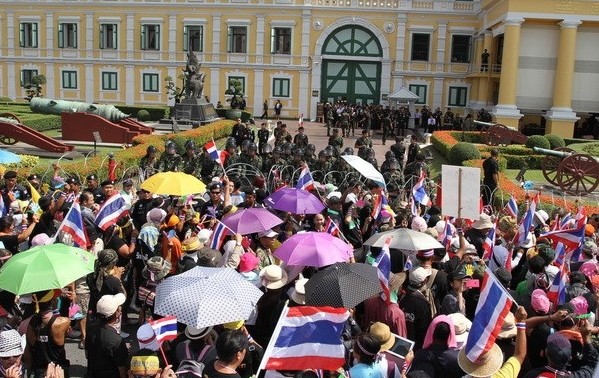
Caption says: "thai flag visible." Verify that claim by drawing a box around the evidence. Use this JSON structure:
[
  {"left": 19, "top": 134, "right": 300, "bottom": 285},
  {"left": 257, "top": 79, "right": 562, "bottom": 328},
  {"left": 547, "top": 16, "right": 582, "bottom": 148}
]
[
  {"left": 442, "top": 220, "right": 453, "bottom": 251},
  {"left": 505, "top": 196, "right": 518, "bottom": 219},
  {"left": 410, "top": 196, "right": 419, "bottom": 217},
  {"left": 517, "top": 193, "right": 538, "bottom": 246},
  {"left": 0, "top": 194, "right": 5, "bottom": 217},
  {"left": 298, "top": 113, "right": 303, "bottom": 127},
  {"left": 404, "top": 257, "right": 413, "bottom": 271},
  {"left": 553, "top": 242, "right": 569, "bottom": 273},
  {"left": 204, "top": 140, "right": 222, "bottom": 165},
  {"left": 505, "top": 246, "right": 513, "bottom": 272},
  {"left": 372, "top": 237, "right": 392, "bottom": 304},
  {"left": 263, "top": 306, "right": 349, "bottom": 371},
  {"left": 482, "top": 221, "right": 497, "bottom": 261},
  {"left": 94, "top": 193, "right": 128, "bottom": 231},
  {"left": 412, "top": 171, "right": 431, "bottom": 207},
  {"left": 324, "top": 217, "right": 340, "bottom": 237},
  {"left": 550, "top": 214, "right": 560, "bottom": 231},
  {"left": 296, "top": 167, "right": 315, "bottom": 191},
  {"left": 210, "top": 221, "right": 229, "bottom": 250},
  {"left": 464, "top": 268, "right": 514, "bottom": 363},
  {"left": 149, "top": 315, "right": 178, "bottom": 344},
  {"left": 575, "top": 207, "right": 587, "bottom": 229},
  {"left": 59, "top": 202, "right": 89, "bottom": 248},
  {"left": 560, "top": 213, "right": 572, "bottom": 229},
  {"left": 547, "top": 265, "right": 568, "bottom": 306},
  {"left": 541, "top": 225, "right": 585, "bottom": 253}
]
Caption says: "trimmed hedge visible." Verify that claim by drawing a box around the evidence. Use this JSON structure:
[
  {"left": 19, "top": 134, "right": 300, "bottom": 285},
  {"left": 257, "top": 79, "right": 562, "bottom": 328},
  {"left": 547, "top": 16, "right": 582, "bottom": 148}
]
[
  {"left": 448, "top": 142, "right": 481, "bottom": 166},
  {"left": 115, "top": 105, "right": 169, "bottom": 121},
  {"left": 565, "top": 138, "right": 595, "bottom": 146},
  {"left": 450, "top": 131, "right": 484, "bottom": 144},
  {"left": 215, "top": 108, "right": 252, "bottom": 122},
  {"left": 525, "top": 135, "right": 551, "bottom": 149},
  {"left": 545, "top": 134, "right": 565, "bottom": 149},
  {"left": 20, "top": 115, "right": 62, "bottom": 131},
  {"left": 137, "top": 110, "right": 151, "bottom": 122}
]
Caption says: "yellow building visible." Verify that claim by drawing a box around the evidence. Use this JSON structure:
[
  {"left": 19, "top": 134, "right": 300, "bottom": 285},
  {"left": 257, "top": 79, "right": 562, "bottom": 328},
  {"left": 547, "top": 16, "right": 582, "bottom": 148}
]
[{"left": 0, "top": 0, "right": 598, "bottom": 137}]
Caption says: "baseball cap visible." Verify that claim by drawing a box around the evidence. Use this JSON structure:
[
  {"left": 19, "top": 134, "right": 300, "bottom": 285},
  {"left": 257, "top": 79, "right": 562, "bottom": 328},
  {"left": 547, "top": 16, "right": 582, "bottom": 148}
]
[
  {"left": 258, "top": 229, "right": 278, "bottom": 238},
  {"left": 545, "top": 333, "right": 572, "bottom": 369},
  {"left": 409, "top": 267, "right": 432, "bottom": 286},
  {"left": 96, "top": 293, "right": 126, "bottom": 318}
]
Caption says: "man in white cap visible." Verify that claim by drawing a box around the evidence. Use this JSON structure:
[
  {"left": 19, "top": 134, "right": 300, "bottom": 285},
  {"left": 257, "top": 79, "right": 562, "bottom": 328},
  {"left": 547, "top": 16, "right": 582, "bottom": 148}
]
[
  {"left": 85, "top": 293, "right": 129, "bottom": 378},
  {"left": 398, "top": 267, "right": 433, "bottom": 350}
]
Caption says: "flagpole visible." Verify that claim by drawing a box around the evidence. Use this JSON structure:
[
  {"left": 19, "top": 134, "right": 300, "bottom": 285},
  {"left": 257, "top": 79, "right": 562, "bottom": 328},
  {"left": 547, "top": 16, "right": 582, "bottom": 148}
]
[{"left": 255, "top": 301, "right": 290, "bottom": 377}]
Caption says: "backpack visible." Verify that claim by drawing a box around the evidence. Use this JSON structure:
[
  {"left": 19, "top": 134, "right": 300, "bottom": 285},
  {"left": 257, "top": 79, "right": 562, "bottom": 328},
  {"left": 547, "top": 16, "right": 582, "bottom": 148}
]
[
  {"left": 422, "top": 268, "right": 438, "bottom": 317},
  {"left": 176, "top": 360, "right": 205, "bottom": 378}
]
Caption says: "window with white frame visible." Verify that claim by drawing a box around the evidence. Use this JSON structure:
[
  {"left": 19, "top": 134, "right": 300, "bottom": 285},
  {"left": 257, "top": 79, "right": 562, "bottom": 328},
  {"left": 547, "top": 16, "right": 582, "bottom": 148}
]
[
  {"left": 102, "top": 72, "right": 118, "bottom": 90},
  {"left": 451, "top": 35, "right": 472, "bottom": 63},
  {"left": 271, "top": 27, "right": 291, "bottom": 55},
  {"left": 58, "top": 23, "right": 77, "bottom": 48},
  {"left": 228, "top": 26, "right": 247, "bottom": 53},
  {"left": 409, "top": 84, "right": 427, "bottom": 105},
  {"left": 141, "top": 24, "right": 160, "bottom": 50},
  {"left": 448, "top": 86, "right": 468, "bottom": 107},
  {"left": 100, "top": 24, "right": 118, "bottom": 49},
  {"left": 411, "top": 33, "right": 430, "bottom": 61},
  {"left": 62, "top": 71, "right": 77, "bottom": 89},
  {"left": 20, "top": 22, "right": 38, "bottom": 48},
  {"left": 184, "top": 25, "right": 203, "bottom": 52},
  {"left": 143, "top": 73, "right": 159, "bottom": 92},
  {"left": 273, "top": 78, "right": 290, "bottom": 97},
  {"left": 21, "top": 69, "right": 38, "bottom": 87}
]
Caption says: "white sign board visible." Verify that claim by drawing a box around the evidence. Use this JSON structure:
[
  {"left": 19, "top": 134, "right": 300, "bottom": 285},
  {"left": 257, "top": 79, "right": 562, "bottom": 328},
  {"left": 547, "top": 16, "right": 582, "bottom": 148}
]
[{"left": 441, "top": 165, "right": 481, "bottom": 220}]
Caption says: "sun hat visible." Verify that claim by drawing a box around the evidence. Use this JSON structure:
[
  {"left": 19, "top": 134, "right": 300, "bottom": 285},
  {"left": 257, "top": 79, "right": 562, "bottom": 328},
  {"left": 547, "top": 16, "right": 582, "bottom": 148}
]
[
  {"left": 147, "top": 208, "right": 167, "bottom": 224},
  {"left": 181, "top": 237, "right": 202, "bottom": 252},
  {"left": 31, "top": 233, "right": 52, "bottom": 247},
  {"left": 434, "top": 220, "right": 455, "bottom": 241},
  {"left": 545, "top": 332, "right": 572, "bottom": 369},
  {"left": 416, "top": 249, "right": 434, "bottom": 258},
  {"left": 457, "top": 343, "right": 504, "bottom": 377},
  {"left": 534, "top": 210, "right": 549, "bottom": 225},
  {"left": 424, "top": 227, "right": 438, "bottom": 239},
  {"left": 258, "top": 229, "right": 278, "bottom": 239},
  {"left": 0, "top": 330, "right": 26, "bottom": 358},
  {"left": 570, "top": 296, "right": 588, "bottom": 315},
  {"left": 130, "top": 355, "right": 161, "bottom": 376},
  {"left": 531, "top": 289, "right": 551, "bottom": 314},
  {"left": 497, "top": 312, "right": 517, "bottom": 339},
  {"left": 368, "top": 322, "right": 395, "bottom": 351},
  {"left": 472, "top": 214, "right": 494, "bottom": 230},
  {"left": 289, "top": 276, "right": 308, "bottom": 305},
  {"left": 197, "top": 229, "right": 212, "bottom": 244},
  {"left": 238, "top": 253, "right": 260, "bottom": 273},
  {"left": 137, "top": 323, "right": 160, "bottom": 351},
  {"left": 223, "top": 320, "right": 245, "bottom": 330},
  {"left": 142, "top": 256, "right": 172, "bottom": 281},
  {"left": 196, "top": 247, "right": 221, "bottom": 267},
  {"left": 185, "top": 325, "right": 213, "bottom": 340},
  {"left": 585, "top": 224, "right": 595, "bottom": 237},
  {"left": 259, "top": 265, "right": 289, "bottom": 289},
  {"left": 411, "top": 216, "right": 427, "bottom": 232},
  {"left": 96, "top": 293, "right": 126, "bottom": 318},
  {"left": 582, "top": 238, "right": 597, "bottom": 254},
  {"left": 447, "top": 313, "right": 471, "bottom": 348},
  {"left": 409, "top": 267, "right": 432, "bottom": 286}
]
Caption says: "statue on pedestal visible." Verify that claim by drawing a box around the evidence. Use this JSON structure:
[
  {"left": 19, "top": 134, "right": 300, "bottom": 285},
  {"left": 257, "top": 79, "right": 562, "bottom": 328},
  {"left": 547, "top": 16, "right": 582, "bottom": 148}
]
[{"left": 184, "top": 49, "right": 205, "bottom": 99}]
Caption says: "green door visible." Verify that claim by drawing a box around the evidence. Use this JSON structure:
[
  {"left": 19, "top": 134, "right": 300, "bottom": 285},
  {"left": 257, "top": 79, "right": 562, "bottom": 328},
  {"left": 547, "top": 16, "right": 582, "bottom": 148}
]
[{"left": 321, "top": 25, "right": 382, "bottom": 105}]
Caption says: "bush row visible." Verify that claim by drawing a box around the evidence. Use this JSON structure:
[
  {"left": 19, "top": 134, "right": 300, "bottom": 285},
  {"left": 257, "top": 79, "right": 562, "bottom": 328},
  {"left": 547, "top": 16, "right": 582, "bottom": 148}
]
[
  {"left": 19, "top": 114, "right": 62, "bottom": 131},
  {"left": 115, "top": 105, "right": 170, "bottom": 121}
]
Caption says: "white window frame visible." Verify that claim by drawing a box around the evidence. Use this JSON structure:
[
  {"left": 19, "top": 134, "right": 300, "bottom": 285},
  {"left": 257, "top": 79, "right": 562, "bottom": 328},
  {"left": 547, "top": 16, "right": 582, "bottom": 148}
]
[
  {"left": 226, "top": 20, "right": 250, "bottom": 54},
  {"left": 272, "top": 77, "right": 291, "bottom": 98},
  {"left": 408, "top": 84, "right": 428, "bottom": 105},
  {"left": 183, "top": 24, "right": 205, "bottom": 52},
  {"left": 100, "top": 23, "right": 118, "bottom": 50},
  {"left": 271, "top": 27, "right": 292, "bottom": 55},
  {"left": 58, "top": 22, "right": 78, "bottom": 49}
]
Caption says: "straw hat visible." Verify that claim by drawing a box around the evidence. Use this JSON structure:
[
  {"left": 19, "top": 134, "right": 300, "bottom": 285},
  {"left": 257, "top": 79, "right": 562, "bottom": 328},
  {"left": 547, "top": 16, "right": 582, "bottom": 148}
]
[
  {"left": 184, "top": 325, "right": 213, "bottom": 340},
  {"left": 259, "top": 265, "right": 288, "bottom": 289},
  {"left": 497, "top": 312, "right": 517, "bottom": 339},
  {"left": 368, "top": 322, "right": 395, "bottom": 351},
  {"left": 181, "top": 237, "right": 202, "bottom": 252},
  {"left": 472, "top": 214, "right": 494, "bottom": 230},
  {"left": 289, "top": 276, "right": 308, "bottom": 305},
  {"left": 457, "top": 343, "right": 504, "bottom": 377}
]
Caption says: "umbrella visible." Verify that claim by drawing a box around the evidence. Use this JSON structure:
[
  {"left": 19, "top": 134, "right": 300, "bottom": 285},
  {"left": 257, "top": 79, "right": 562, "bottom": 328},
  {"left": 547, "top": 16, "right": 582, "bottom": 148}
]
[
  {"left": 264, "top": 188, "right": 325, "bottom": 215},
  {"left": 154, "top": 266, "right": 264, "bottom": 328},
  {"left": 0, "top": 244, "right": 95, "bottom": 295},
  {"left": 341, "top": 155, "right": 386, "bottom": 187},
  {"left": 305, "top": 262, "right": 380, "bottom": 308},
  {"left": 0, "top": 149, "right": 21, "bottom": 164},
  {"left": 221, "top": 208, "right": 283, "bottom": 235},
  {"left": 140, "top": 172, "right": 206, "bottom": 196},
  {"left": 274, "top": 232, "right": 353, "bottom": 267},
  {"left": 363, "top": 228, "right": 443, "bottom": 251}
]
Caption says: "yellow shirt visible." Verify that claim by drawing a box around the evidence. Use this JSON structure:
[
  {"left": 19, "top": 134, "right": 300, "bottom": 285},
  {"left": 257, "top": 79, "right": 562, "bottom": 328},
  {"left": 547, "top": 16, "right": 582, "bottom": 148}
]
[{"left": 492, "top": 357, "right": 520, "bottom": 378}]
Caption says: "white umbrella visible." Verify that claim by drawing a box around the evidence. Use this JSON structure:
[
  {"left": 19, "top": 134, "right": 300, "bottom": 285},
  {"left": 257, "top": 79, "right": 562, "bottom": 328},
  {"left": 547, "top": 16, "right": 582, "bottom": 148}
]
[
  {"left": 154, "top": 266, "right": 263, "bottom": 328},
  {"left": 363, "top": 228, "right": 443, "bottom": 251},
  {"left": 341, "top": 155, "right": 386, "bottom": 188}
]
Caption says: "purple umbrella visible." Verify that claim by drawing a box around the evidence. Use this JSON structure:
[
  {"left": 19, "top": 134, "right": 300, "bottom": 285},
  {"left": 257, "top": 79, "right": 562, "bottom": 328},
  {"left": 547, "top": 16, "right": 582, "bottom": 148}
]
[
  {"left": 221, "top": 208, "right": 283, "bottom": 235},
  {"left": 274, "top": 232, "right": 354, "bottom": 267},
  {"left": 264, "top": 188, "right": 325, "bottom": 215}
]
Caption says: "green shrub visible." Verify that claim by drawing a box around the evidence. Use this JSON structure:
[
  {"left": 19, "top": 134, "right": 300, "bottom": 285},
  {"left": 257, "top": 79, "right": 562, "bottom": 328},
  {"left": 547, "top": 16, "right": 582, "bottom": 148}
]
[
  {"left": 525, "top": 135, "right": 551, "bottom": 150},
  {"left": 450, "top": 132, "right": 484, "bottom": 144},
  {"left": 448, "top": 142, "right": 481, "bottom": 166},
  {"left": 545, "top": 134, "right": 565, "bottom": 149},
  {"left": 0, "top": 97, "right": 13, "bottom": 103},
  {"left": 137, "top": 110, "right": 150, "bottom": 121},
  {"left": 20, "top": 115, "right": 62, "bottom": 131},
  {"left": 115, "top": 105, "right": 169, "bottom": 121},
  {"left": 501, "top": 154, "right": 544, "bottom": 170},
  {"left": 564, "top": 138, "right": 593, "bottom": 146}
]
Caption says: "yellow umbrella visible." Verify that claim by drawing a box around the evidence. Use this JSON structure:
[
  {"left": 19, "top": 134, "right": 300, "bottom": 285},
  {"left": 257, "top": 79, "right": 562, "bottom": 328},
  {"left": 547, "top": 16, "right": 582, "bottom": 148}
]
[{"left": 140, "top": 172, "right": 206, "bottom": 196}]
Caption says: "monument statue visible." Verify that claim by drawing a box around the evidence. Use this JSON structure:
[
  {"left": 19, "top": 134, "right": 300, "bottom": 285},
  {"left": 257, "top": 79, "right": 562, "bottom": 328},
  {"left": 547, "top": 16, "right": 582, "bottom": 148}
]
[{"left": 184, "top": 49, "right": 205, "bottom": 99}]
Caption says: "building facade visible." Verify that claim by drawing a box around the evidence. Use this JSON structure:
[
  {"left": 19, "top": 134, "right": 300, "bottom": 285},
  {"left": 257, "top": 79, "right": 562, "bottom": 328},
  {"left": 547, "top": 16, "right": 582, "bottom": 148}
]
[{"left": 0, "top": 0, "right": 598, "bottom": 137}]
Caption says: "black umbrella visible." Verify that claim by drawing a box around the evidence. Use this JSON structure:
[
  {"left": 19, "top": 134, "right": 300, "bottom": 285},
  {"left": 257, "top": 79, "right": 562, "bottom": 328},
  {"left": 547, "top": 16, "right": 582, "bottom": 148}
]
[{"left": 305, "top": 262, "right": 381, "bottom": 308}]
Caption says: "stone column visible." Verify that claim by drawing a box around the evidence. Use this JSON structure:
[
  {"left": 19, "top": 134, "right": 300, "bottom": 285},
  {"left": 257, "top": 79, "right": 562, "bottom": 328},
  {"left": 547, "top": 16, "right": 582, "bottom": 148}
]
[
  {"left": 168, "top": 14, "right": 177, "bottom": 53},
  {"left": 45, "top": 63, "right": 55, "bottom": 98},
  {"left": 545, "top": 19, "right": 582, "bottom": 138},
  {"left": 493, "top": 18, "right": 524, "bottom": 127},
  {"left": 255, "top": 14, "right": 265, "bottom": 56},
  {"left": 46, "top": 13, "right": 54, "bottom": 58},
  {"left": 7, "top": 11, "right": 14, "bottom": 51},
  {"left": 125, "top": 64, "right": 134, "bottom": 105},
  {"left": 436, "top": 22, "right": 447, "bottom": 72},
  {"left": 86, "top": 13, "right": 94, "bottom": 57},
  {"left": 212, "top": 14, "right": 221, "bottom": 63},
  {"left": 85, "top": 63, "right": 94, "bottom": 103}
]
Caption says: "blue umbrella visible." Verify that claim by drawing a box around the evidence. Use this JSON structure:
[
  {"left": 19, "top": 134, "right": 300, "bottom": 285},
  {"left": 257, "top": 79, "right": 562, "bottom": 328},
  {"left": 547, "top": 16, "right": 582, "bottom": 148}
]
[{"left": 0, "top": 150, "right": 21, "bottom": 164}]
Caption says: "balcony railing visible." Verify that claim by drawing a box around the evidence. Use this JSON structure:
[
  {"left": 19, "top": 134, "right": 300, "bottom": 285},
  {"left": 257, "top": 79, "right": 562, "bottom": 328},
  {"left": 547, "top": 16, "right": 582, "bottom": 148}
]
[{"left": 307, "top": 0, "right": 480, "bottom": 11}]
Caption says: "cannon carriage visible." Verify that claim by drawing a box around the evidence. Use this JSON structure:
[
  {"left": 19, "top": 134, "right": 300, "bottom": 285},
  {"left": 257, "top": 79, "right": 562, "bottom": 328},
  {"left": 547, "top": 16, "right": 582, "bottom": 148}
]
[
  {"left": 475, "top": 121, "right": 528, "bottom": 146},
  {"left": 534, "top": 147, "right": 599, "bottom": 195}
]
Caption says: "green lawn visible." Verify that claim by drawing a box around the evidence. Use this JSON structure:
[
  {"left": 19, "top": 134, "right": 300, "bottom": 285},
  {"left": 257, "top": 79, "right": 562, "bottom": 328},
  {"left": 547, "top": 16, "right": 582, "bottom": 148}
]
[
  {"left": 504, "top": 169, "right": 547, "bottom": 183},
  {"left": 422, "top": 145, "right": 447, "bottom": 180}
]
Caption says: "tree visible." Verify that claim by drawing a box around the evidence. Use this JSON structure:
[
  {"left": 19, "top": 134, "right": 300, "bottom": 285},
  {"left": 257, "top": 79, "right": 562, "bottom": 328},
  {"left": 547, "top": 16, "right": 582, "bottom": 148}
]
[
  {"left": 25, "top": 74, "right": 46, "bottom": 102},
  {"left": 164, "top": 74, "right": 185, "bottom": 103},
  {"left": 224, "top": 78, "right": 244, "bottom": 109}
]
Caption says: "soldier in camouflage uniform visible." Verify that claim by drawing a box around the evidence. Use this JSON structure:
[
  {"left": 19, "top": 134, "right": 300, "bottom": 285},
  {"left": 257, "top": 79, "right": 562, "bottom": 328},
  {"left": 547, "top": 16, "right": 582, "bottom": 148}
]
[
  {"left": 275, "top": 124, "right": 290, "bottom": 146},
  {"left": 156, "top": 140, "right": 182, "bottom": 172},
  {"left": 180, "top": 139, "right": 199, "bottom": 175},
  {"left": 304, "top": 144, "right": 317, "bottom": 168},
  {"left": 139, "top": 145, "right": 159, "bottom": 178},
  {"left": 291, "top": 148, "right": 305, "bottom": 170},
  {"left": 263, "top": 146, "right": 286, "bottom": 174},
  {"left": 381, "top": 112, "right": 392, "bottom": 146},
  {"left": 257, "top": 122, "right": 270, "bottom": 155},
  {"left": 379, "top": 151, "right": 396, "bottom": 174},
  {"left": 313, "top": 150, "right": 331, "bottom": 182},
  {"left": 404, "top": 153, "right": 429, "bottom": 189},
  {"left": 326, "top": 104, "right": 335, "bottom": 137},
  {"left": 383, "top": 158, "right": 404, "bottom": 195},
  {"left": 390, "top": 136, "right": 406, "bottom": 169},
  {"left": 197, "top": 145, "right": 223, "bottom": 183},
  {"left": 355, "top": 130, "right": 373, "bottom": 160},
  {"left": 328, "top": 129, "right": 344, "bottom": 152},
  {"left": 240, "top": 143, "right": 263, "bottom": 171},
  {"left": 340, "top": 110, "right": 351, "bottom": 137},
  {"left": 364, "top": 148, "right": 378, "bottom": 170},
  {"left": 293, "top": 126, "right": 309, "bottom": 149},
  {"left": 223, "top": 138, "right": 239, "bottom": 168}
]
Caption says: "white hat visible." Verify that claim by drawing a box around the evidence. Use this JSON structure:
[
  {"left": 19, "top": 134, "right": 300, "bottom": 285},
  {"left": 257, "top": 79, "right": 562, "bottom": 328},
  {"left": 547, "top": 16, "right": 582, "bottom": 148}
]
[
  {"left": 259, "top": 265, "right": 289, "bottom": 289},
  {"left": 185, "top": 325, "right": 213, "bottom": 340},
  {"left": 447, "top": 313, "right": 471, "bottom": 348},
  {"left": 519, "top": 233, "right": 535, "bottom": 249},
  {"left": 0, "top": 330, "right": 26, "bottom": 358},
  {"left": 137, "top": 323, "right": 160, "bottom": 351},
  {"left": 197, "top": 228, "right": 212, "bottom": 244},
  {"left": 147, "top": 208, "right": 167, "bottom": 224},
  {"left": 409, "top": 267, "right": 432, "bottom": 286},
  {"left": 472, "top": 214, "right": 494, "bottom": 230},
  {"left": 534, "top": 210, "right": 549, "bottom": 225},
  {"left": 411, "top": 216, "right": 427, "bottom": 232},
  {"left": 289, "top": 275, "right": 308, "bottom": 305},
  {"left": 435, "top": 220, "right": 455, "bottom": 241},
  {"left": 96, "top": 293, "right": 126, "bottom": 318},
  {"left": 258, "top": 229, "right": 278, "bottom": 239}
]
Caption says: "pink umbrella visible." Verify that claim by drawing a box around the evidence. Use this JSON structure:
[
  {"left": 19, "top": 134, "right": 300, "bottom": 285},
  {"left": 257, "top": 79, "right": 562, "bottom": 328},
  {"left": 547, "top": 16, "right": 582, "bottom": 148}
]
[
  {"left": 264, "top": 188, "right": 325, "bottom": 215},
  {"left": 221, "top": 207, "right": 283, "bottom": 235},
  {"left": 274, "top": 232, "right": 354, "bottom": 267}
]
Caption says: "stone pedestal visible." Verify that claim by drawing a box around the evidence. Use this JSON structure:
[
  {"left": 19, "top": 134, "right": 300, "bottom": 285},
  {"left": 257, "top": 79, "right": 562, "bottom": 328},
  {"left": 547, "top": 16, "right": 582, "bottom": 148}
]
[{"left": 172, "top": 98, "right": 218, "bottom": 126}]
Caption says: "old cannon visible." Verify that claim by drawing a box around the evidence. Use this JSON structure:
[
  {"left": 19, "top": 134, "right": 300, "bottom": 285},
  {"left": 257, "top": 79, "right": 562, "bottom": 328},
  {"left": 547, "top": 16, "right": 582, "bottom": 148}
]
[
  {"left": 30, "top": 98, "right": 129, "bottom": 122},
  {"left": 475, "top": 121, "right": 528, "bottom": 147},
  {"left": 533, "top": 147, "right": 599, "bottom": 195}
]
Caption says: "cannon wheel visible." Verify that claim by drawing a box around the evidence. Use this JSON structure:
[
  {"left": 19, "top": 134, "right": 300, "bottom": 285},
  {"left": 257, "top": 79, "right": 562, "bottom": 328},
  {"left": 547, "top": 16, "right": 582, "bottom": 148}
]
[
  {"left": 484, "top": 124, "right": 509, "bottom": 146},
  {"left": 0, "top": 113, "right": 21, "bottom": 145},
  {"left": 556, "top": 153, "right": 599, "bottom": 195},
  {"left": 541, "top": 147, "right": 576, "bottom": 186}
]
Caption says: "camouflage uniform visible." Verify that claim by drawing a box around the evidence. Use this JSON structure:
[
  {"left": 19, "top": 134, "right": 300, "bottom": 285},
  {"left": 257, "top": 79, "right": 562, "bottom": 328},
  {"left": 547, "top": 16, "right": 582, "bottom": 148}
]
[
  {"left": 326, "top": 107, "right": 335, "bottom": 136},
  {"left": 293, "top": 133, "right": 309, "bottom": 149},
  {"left": 257, "top": 128, "right": 270, "bottom": 155},
  {"left": 180, "top": 152, "right": 198, "bottom": 175},
  {"left": 328, "top": 135, "right": 344, "bottom": 150},
  {"left": 197, "top": 153, "right": 222, "bottom": 182},
  {"left": 139, "top": 155, "right": 158, "bottom": 177},
  {"left": 340, "top": 111, "right": 350, "bottom": 137},
  {"left": 156, "top": 152, "right": 182, "bottom": 172}
]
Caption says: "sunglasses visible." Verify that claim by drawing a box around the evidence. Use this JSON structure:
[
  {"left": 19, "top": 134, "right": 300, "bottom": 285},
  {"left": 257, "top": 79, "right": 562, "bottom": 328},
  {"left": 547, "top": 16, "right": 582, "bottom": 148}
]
[{"left": 211, "top": 191, "right": 221, "bottom": 195}]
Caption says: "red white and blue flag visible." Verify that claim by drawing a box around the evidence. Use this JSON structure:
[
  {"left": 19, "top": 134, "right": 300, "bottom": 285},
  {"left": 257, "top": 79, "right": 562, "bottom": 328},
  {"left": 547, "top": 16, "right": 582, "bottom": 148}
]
[
  {"left": 541, "top": 225, "right": 585, "bottom": 253},
  {"left": 547, "top": 264, "right": 568, "bottom": 306},
  {"left": 58, "top": 202, "right": 89, "bottom": 248},
  {"left": 482, "top": 221, "right": 497, "bottom": 261},
  {"left": 324, "top": 217, "right": 340, "bottom": 237},
  {"left": 412, "top": 171, "right": 431, "bottom": 207},
  {"left": 372, "top": 237, "right": 392, "bottom": 304},
  {"left": 94, "top": 193, "right": 128, "bottom": 231},
  {"left": 575, "top": 207, "right": 587, "bottom": 230},
  {"left": 442, "top": 220, "right": 453, "bottom": 251},
  {"left": 210, "top": 220, "right": 229, "bottom": 250},
  {"left": 560, "top": 213, "right": 572, "bottom": 229},
  {"left": 149, "top": 315, "right": 178, "bottom": 344},
  {"left": 204, "top": 140, "right": 222, "bottom": 165},
  {"left": 464, "top": 268, "right": 514, "bottom": 363},
  {"left": 505, "top": 195, "right": 518, "bottom": 219},
  {"left": 298, "top": 113, "right": 304, "bottom": 128},
  {"left": 517, "top": 193, "right": 538, "bottom": 246},
  {"left": 262, "top": 306, "right": 349, "bottom": 371},
  {"left": 296, "top": 166, "right": 315, "bottom": 191}
]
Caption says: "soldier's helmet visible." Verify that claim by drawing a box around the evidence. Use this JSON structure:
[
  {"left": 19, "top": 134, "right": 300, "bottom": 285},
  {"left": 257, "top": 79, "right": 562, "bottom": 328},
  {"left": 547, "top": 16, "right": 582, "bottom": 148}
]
[
  {"left": 225, "top": 139, "right": 237, "bottom": 149},
  {"left": 343, "top": 147, "right": 354, "bottom": 156},
  {"left": 318, "top": 150, "right": 327, "bottom": 158},
  {"left": 385, "top": 151, "right": 395, "bottom": 160},
  {"left": 241, "top": 140, "right": 251, "bottom": 153},
  {"left": 262, "top": 144, "right": 273, "bottom": 155},
  {"left": 388, "top": 158, "right": 399, "bottom": 170},
  {"left": 365, "top": 148, "right": 375, "bottom": 159},
  {"left": 324, "top": 149, "right": 333, "bottom": 158},
  {"left": 248, "top": 143, "right": 258, "bottom": 152},
  {"left": 294, "top": 148, "right": 305, "bottom": 157},
  {"left": 306, "top": 144, "right": 316, "bottom": 154},
  {"left": 185, "top": 140, "right": 196, "bottom": 150},
  {"left": 283, "top": 143, "right": 295, "bottom": 156},
  {"left": 273, "top": 146, "right": 283, "bottom": 157},
  {"left": 165, "top": 140, "right": 176, "bottom": 153},
  {"left": 146, "top": 145, "right": 158, "bottom": 154}
]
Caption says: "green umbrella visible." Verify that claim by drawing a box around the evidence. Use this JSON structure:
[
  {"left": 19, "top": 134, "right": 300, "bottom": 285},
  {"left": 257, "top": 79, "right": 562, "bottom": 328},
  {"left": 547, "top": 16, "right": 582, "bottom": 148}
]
[{"left": 0, "top": 243, "right": 96, "bottom": 295}]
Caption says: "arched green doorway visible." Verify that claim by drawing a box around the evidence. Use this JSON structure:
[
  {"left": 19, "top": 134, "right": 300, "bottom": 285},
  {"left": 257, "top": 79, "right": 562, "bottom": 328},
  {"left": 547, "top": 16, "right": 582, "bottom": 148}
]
[{"left": 321, "top": 25, "right": 382, "bottom": 105}]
